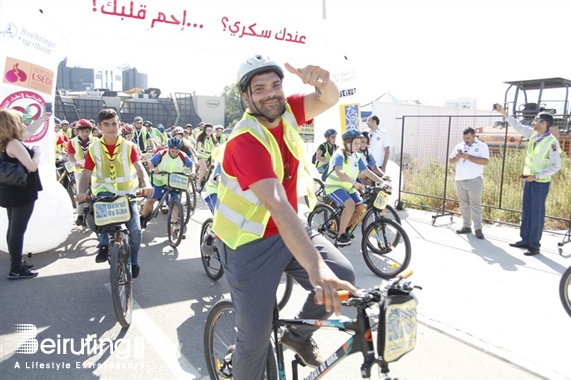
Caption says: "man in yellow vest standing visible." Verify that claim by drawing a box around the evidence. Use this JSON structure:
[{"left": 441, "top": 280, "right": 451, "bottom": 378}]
[
  {"left": 495, "top": 104, "right": 562, "bottom": 256},
  {"left": 212, "top": 55, "right": 357, "bottom": 379},
  {"left": 76, "top": 109, "right": 154, "bottom": 278},
  {"left": 66, "top": 119, "right": 94, "bottom": 226}
]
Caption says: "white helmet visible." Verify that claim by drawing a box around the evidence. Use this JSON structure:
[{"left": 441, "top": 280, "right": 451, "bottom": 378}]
[
  {"left": 237, "top": 54, "right": 283, "bottom": 92},
  {"left": 172, "top": 126, "right": 184, "bottom": 135}
]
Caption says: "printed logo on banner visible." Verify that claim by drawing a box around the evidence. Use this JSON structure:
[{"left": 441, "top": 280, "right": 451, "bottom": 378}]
[
  {"left": 0, "top": 23, "right": 18, "bottom": 39},
  {"left": 1, "top": 90, "right": 48, "bottom": 143},
  {"left": 168, "top": 173, "right": 189, "bottom": 190},
  {"left": 339, "top": 103, "right": 361, "bottom": 132},
  {"left": 3, "top": 57, "right": 54, "bottom": 94},
  {"left": 93, "top": 197, "right": 131, "bottom": 227}
]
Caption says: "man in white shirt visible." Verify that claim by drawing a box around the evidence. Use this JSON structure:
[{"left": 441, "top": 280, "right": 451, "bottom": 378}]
[
  {"left": 449, "top": 127, "right": 490, "bottom": 239},
  {"left": 366, "top": 115, "right": 391, "bottom": 173}
]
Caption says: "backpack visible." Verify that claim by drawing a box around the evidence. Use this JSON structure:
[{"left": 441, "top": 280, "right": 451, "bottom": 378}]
[{"left": 312, "top": 143, "right": 326, "bottom": 166}]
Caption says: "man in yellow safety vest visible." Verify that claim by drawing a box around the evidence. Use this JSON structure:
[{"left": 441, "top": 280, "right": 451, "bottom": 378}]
[
  {"left": 77, "top": 109, "right": 153, "bottom": 279},
  {"left": 212, "top": 55, "right": 357, "bottom": 379}
]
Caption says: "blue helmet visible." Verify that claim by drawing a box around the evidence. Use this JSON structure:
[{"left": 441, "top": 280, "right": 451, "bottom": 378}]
[
  {"left": 168, "top": 137, "right": 183, "bottom": 149},
  {"left": 157, "top": 124, "right": 165, "bottom": 133},
  {"left": 324, "top": 128, "right": 337, "bottom": 137},
  {"left": 341, "top": 129, "right": 363, "bottom": 140}
]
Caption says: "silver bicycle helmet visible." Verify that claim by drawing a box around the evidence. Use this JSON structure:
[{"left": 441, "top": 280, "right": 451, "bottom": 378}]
[{"left": 237, "top": 54, "right": 284, "bottom": 92}]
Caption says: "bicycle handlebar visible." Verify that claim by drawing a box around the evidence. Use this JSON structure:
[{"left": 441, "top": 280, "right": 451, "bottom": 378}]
[
  {"left": 315, "top": 269, "right": 415, "bottom": 304},
  {"left": 77, "top": 191, "right": 141, "bottom": 204}
]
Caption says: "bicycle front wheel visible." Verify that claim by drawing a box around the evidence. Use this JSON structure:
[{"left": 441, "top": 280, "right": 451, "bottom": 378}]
[
  {"left": 361, "top": 219, "right": 411, "bottom": 279},
  {"left": 181, "top": 183, "right": 196, "bottom": 225},
  {"left": 308, "top": 203, "right": 339, "bottom": 244},
  {"left": 109, "top": 242, "right": 133, "bottom": 327},
  {"left": 200, "top": 218, "right": 224, "bottom": 280},
  {"left": 167, "top": 198, "right": 185, "bottom": 247},
  {"left": 204, "top": 300, "right": 277, "bottom": 380},
  {"left": 560, "top": 265, "right": 571, "bottom": 318},
  {"left": 361, "top": 204, "right": 402, "bottom": 235}
]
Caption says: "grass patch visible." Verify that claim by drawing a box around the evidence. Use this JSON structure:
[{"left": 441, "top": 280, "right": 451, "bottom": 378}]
[{"left": 401, "top": 150, "right": 570, "bottom": 230}]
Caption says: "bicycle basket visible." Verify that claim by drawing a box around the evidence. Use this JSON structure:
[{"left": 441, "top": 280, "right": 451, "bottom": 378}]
[
  {"left": 377, "top": 289, "right": 417, "bottom": 362},
  {"left": 91, "top": 196, "right": 131, "bottom": 228},
  {"left": 168, "top": 173, "right": 189, "bottom": 190},
  {"left": 373, "top": 188, "right": 391, "bottom": 210}
]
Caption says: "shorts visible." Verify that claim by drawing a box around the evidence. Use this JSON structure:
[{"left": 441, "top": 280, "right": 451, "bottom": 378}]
[
  {"left": 327, "top": 188, "right": 363, "bottom": 207},
  {"left": 151, "top": 183, "right": 180, "bottom": 201}
]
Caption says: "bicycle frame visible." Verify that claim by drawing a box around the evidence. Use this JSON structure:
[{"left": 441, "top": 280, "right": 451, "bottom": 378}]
[
  {"left": 149, "top": 172, "right": 189, "bottom": 218},
  {"left": 273, "top": 304, "right": 384, "bottom": 380}
]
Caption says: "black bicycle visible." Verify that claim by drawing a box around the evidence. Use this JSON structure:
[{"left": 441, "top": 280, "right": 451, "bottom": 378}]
[
  {"left": 560, "top": 264, "right": 571, "bottom": 318},
  {"left": 84, "top": 193, "right": 137, "bottom": 328},
  {"left": 308, "top": 178, "right": 401, "bottom": 230},
  {"left": 55, "top": 156, "right": 76, "bottom": 208},
  {"left": 195, "top": 158, "right": 214, "bottom": 193},
  {"left": 142, "top": 172, "right": 193, "bottom": 247},
  {"left": 204, "top": 270, "right": 420, "bottom": 379},
  {"left": 307, "top": 184, "right": 411, "bottom": 278},
  {"left": 199, "top": 216, "right": 294, "bottom": 310}
]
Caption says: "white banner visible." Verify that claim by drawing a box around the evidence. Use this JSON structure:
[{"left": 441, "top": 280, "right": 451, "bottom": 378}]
[{"left": 0, "top": 2, "right": 72, "bottom": 253}]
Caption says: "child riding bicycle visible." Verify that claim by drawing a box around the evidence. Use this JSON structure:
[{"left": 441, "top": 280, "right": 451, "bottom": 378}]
[
  {"left": 324, "top": 129, "right": 384, "bottom": 247},
  {"left": 76, "top": 109, "right": 154, "bottom": 279},
  {"left": 139, "top": 137, "right": 193, "bottom": 228}
]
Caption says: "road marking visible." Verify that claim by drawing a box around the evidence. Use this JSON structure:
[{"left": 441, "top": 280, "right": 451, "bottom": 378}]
[{"left": 105, "top": 283, "right": 202, "bottom": 379}]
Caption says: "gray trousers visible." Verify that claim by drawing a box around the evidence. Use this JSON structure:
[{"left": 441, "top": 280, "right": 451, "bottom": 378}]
[
  {"left": 218, "top": 226, "right": 356, "bottom": 380},
  {"left": 456, "top": 176, "right": 484, "bottom": 230}
]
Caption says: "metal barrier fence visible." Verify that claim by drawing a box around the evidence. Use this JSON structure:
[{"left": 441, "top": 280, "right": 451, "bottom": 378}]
[{"left": 396, "top": 114, "right": 570, "bottom": 231}]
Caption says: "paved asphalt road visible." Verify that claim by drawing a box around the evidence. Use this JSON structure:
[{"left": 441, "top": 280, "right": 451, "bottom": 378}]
[{"left": 1, "top": 195, "right": 568, "bottom": 379}]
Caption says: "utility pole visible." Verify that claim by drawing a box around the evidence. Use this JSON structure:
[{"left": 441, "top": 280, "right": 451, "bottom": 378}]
[{"left": 322, "top": 0, "right": 326, "bottom": 20}]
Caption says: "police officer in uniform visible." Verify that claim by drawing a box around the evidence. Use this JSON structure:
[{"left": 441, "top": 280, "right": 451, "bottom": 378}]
[{"left": 495, "top": 104, "right": 562, "bottom": 256}]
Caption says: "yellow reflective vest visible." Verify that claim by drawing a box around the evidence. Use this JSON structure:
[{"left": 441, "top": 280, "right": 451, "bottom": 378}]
[
  {"left": 212, "top": 106, "right": 316, "bottom": 250},
  {"left": 324, "top": 149, "right": 361, "bottom": 194},
  {"left": 70, "top": 137, "right": 92, "bottom": 173},
  {"left": 523, "top": 132, "right": 560, "bottom": 183},
  {"left": 89, "top": 137, "right": 138, "bottom": 195},
  {"left": 152, "top": 151, "right": 188, "bottom": 186}
]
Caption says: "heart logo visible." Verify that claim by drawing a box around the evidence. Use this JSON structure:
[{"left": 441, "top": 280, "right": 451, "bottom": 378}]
[{"left": 12, "top": 103, "right": 41, "bottom": 126}]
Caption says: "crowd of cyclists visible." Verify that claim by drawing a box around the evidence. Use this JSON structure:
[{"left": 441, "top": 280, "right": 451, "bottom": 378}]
[{"left": 53, "top": 116, "right": 227, "bottom": 227}]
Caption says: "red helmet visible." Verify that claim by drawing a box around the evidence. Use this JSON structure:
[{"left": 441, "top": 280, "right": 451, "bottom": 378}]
[
  {"left": 75, "top": 119, "right": 92, "bottom": 129},
  {"left": 122, "top": 124, "right": 134, "bottom": 135}
]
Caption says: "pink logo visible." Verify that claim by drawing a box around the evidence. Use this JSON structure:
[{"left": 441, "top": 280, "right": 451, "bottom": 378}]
[
  {"left": 5, "top": 63, "right": 28, "bottom": 83},
  {"left": 1, "top": 91, "right": 48, "bottom": 143}
]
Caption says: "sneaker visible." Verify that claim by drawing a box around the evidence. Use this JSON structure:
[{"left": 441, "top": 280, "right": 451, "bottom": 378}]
[
  {"left": 8, "top": 268, "right": 39, "bottom": 280},
  {"left": 475, "top": 229, "right": 484, "bottom": 239},
  {"left": 456, "top": 227, "right": 471, "bottom": 234},
  {"left": 336, "top": 233, "right": 351, "bottom": 247},
  {"left": 23, "top": 260, "right": 34, "bottom": 270},
  {"left": 96, "top": 246, "right": 109, "bottom": 263},
  {"left": 75, "top": 215, "right": 85, "bottom": 226},
  {"left": 281, "top": 331, "right": 325, "bottom": 368},
  {"left": 132, "top": 264, "right": 140, "bottom": 278},
  {"left": 345, "top": 229, "right": 355, "bottom": 240}
]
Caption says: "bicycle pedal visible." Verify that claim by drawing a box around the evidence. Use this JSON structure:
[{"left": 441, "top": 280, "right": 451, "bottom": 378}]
[{"left": 293, "top": 354, "right": 306, "bottom": 367}]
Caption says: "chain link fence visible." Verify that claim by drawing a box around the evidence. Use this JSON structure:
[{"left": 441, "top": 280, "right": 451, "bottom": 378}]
[{"left": 396, "top": 115, "right": 570, "bottom": 231}]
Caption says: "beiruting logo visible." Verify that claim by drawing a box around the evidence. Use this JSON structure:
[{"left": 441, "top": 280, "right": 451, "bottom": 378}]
[{"left": 14, "top": 324, "right": 144, "bottom": 360}]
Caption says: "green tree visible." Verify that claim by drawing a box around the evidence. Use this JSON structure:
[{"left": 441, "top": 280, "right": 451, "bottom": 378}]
[{"left": 221, "top": 83, "right": 244, "bottom": 129}]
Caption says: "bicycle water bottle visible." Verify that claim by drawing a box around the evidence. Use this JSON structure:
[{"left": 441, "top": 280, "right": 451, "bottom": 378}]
[{"left": 373, "top": 187, "right": 391, "bottom": 210}]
